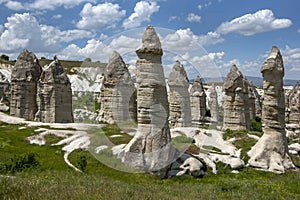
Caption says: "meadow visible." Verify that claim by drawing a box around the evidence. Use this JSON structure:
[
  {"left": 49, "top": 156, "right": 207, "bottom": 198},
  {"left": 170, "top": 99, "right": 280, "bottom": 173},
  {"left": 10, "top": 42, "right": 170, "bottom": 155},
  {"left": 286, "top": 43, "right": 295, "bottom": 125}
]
[{"left": 1, "top": 121, "right": 300, "bottom": 200}]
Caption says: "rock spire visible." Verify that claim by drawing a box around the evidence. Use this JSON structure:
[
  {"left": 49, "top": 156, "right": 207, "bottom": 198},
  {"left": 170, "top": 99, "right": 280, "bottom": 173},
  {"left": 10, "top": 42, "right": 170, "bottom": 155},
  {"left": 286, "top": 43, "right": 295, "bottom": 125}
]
[{"left": 248, "top": 46, "right": 294, "bottom": 173}]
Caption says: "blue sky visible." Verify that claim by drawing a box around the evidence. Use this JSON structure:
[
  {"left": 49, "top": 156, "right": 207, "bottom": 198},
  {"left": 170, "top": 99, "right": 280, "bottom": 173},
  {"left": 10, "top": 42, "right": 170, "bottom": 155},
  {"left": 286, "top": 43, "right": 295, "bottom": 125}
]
[{"left": 0, "top": 0, "right": 299, "bottom": 80}]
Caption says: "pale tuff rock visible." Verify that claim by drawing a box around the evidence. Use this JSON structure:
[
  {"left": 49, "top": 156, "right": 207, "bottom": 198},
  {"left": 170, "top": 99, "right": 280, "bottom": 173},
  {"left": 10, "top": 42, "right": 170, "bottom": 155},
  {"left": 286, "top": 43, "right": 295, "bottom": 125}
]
[
  {"left": 34, "top": 57, "right": 74, "bottom": 123},
  {"left": 209, "top": 84, "right": 219, "bottom": 123},
  {"left": 120, "top": 26, "right": 176, "bottom": 177},
  {"left": 0, "top": 71, "right": 10, "bottom": 110},
  {"left": 223, "top": 65, "right": 250, "bottom": 130},
  {"left": 190, "top": 76, "right": 206, "bottom": 126},
  {"left": 120, "top": 26, "right": 205, "bottom": 178},
  {"left": 248, "top": 46, "right": 294, "bottom": 173},
  {"left": 248, "top": 80, "right": 262, "bottom": 120},
  {"left": 168, "top": 60, "right": 192, "bottom": 128},
  {"left": 287, "top": 82, "right": 300, "bottom": 126},
  {"left": 10, "top": 49, "right": 42, "bottom": 120},
  {"left": 98, "top": 51, "right": 136, "bottom": 124}
]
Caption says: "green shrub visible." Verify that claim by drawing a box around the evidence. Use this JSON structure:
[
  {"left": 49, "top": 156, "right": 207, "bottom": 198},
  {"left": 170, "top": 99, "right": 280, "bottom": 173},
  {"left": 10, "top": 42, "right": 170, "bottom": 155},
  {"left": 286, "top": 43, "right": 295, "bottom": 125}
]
[
  {"left": 1, "top": 153, "right": 40, "bottom": 174},
  {"left": 76, "top": 155, "right": 87, "bottom": 172},
  {"left": 250, "top": 117, "right": 262, "bottom": 132}
]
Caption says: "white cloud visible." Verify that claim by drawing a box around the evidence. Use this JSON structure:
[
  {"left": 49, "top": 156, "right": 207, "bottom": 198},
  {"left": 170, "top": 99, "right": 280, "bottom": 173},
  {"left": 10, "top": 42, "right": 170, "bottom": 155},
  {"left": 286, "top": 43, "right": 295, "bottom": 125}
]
[
  {"left": 4, "top": 0, "right": 94, "bottom": 10},
  {"left": 0, "top": 13, "right": 93, "bottom": 53},
  {"left": 122, "top": 0, "right": 159, "bottom": 29},
  {"left": 52, "top": 14, "right": 62, "bottom": 19},
  {"left": 197, "top": 4, "right": 202, "bottom": 10},
  {"left": 5, "top": 1, "right": 23, "bottom": 10},
  {"left": 198, "top": 31, "right": 224, "bottom": 46},
  {"left": 77, "top": 2, "right": 126, "bottom": 30},
  {"left": 168, "top": 16, "right": 178, "bottom": 22},
  {"left": 162, "top": 28, "right": 200, "bottom": 52},
  {"left": 186, "top": 13, "right": 201, "bottom": 23},
  {"left": 298, "top": 29, "right": 300, "bottom": 34},
  {"left": 217, "top": 9, "right": 292, "bottom": 36}
]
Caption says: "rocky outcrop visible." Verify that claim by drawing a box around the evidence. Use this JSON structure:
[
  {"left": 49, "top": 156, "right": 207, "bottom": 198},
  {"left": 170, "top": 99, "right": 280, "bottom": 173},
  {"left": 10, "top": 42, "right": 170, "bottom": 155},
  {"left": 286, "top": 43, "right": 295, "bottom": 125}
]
[
  {"left": 98, "top": 51, "right": 136, "bottom": 124},
  {"left": 209, "top": 84, "right": 219, "bottom": 123},
  {"left": 248, "top": 80, "right": 261, "bottom": 120},
  {"left": 10, "top": 49, "right": 42, "bottom": 120},
  {"left": 120, "top": 26, "right": 176, "bottom": 178},
  {"left": 248, "top": 46, "right": 294, "bottom": 173},
  {"left": 190, "top": 76, "right": 206, "bottom": 126},
  {"left": 34, "top": 57, "right": 73, "bottom": 123},
  {"left": 287, "top": 82, "right": 300, "bottom": 126},
  {"left": 0, "top": 71, "right": 10, "bottom": 110},
  {"left": 168, "top": 60, "right": 191, "bottom": 128},
  {"left": 223, "top": 65, "right": 250, "bottom": 130}
]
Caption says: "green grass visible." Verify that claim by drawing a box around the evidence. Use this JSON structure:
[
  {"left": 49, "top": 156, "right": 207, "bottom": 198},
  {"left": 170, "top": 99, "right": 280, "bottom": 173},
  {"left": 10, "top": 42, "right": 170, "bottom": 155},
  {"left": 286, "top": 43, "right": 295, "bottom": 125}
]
[{"left": 1, "top": 121, "right": 300, "bottom": 199}]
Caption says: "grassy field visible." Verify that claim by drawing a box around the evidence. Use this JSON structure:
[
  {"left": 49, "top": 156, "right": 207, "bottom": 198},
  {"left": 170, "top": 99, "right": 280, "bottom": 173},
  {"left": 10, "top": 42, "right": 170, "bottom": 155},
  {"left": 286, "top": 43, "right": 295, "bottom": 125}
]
[{"left": 1, "top": 121, "right": 300, "bottom": 200}]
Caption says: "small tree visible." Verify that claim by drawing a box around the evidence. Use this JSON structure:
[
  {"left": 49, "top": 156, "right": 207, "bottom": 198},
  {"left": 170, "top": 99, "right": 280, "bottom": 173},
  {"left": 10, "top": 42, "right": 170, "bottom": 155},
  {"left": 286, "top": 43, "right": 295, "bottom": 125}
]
[
  {"left": 84, "top": 57, "right": 92, "bottom": 62},
  {"left": 0, "top": 54, "right": 9, "bottom": 61}
]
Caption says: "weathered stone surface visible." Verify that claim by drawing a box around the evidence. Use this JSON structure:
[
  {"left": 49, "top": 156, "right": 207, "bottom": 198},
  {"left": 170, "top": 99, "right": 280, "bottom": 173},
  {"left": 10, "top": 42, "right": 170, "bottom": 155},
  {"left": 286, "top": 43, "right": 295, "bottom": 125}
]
[
  {"left": 248, "top": 46, "right": 294, "bottom": 173},
  {"left": 0, "top": 71, "right": 10, "bottom": 108},
  {"left": 287, "top": 82, "right": 300, "bottom": 126},
  {"left": 34, "top": 57, "right": 73, "bottom": 123},
  {"left": 248, "top": 80, "right": 262, "bottom": 120},
  {"left": 223, "top": 65, "right": 250, "bottom": 130},
  {"left": 98, "top": 51, "right": 136, "bottom": 124},
  {"left": 120, "top": 26, "right": 176, "bottom": 177},
  {"left": 209, "top": 84, "right": 219, "bottom": 123},
  {"left": 168, "top": 60, "right": 191, "bottom": 128},
  {"left": 167, "top": 153, "right": 205, "bottom": 177},
  {"left": 10, "top": 49, "right": 42, "bottom": 120},
  {"left": 190, "top": 76, "right": 206, "bottom": 126}
]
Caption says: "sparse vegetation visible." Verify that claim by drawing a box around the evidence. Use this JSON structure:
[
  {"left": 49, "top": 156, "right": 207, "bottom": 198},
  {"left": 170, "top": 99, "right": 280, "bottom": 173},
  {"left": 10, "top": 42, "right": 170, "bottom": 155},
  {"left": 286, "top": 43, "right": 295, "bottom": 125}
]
[{"left": 0, "top": 121, "right": 300, "bottom": 199}]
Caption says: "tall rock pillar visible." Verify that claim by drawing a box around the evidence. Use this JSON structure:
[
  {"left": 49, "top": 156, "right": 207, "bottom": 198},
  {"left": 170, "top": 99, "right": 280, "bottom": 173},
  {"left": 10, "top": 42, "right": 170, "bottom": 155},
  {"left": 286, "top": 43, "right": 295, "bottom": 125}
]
[
  {"left": 248, "top": 46, "right": 294, "bottom": 173},
  {"left": 35, "top": 57, "right": 73, "bottom": 123},
  {"left": 10, "top": 49, "right": 42, "bottom": 120},
  {"left": 209, "top": 84, "right": 219, "bottom": 123},
  {"left": 98, "top": 51, "right": 137, "bottom": 124},
  {"left": 168, "top": 60, "right": 191, "bottom": 128},
  {"left": 190, "top": 76, "right": 206, "bottom": 126},
  {"left": 222, "top": 65, "right": 250, "bottom": 130},
  {"left": 121, "top": 26, "right": 175, "bottom": 177}
]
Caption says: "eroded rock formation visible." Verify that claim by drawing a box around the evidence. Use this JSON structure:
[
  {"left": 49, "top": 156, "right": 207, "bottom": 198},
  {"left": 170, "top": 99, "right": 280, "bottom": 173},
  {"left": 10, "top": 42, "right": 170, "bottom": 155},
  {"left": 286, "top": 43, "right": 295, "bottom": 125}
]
[
  {"left": 10, "top": 49, "right": 42, "bottom": 120},
  {"left": 248, "top": 46, "right": 294, "bottom": 173},
  {"left": 209, "top": 84, "right": 218, "bottom": 123},
  {"left": 0, "top": 71, "right": 10, "bottom": 110},
  {"left": 248, "top": 80, "right": 261, "bottom": 120},
  {"left": 190, "top": 76, "right": 206, "bottom": 126},
  {"left": 223, "top": 65, "right": 250, "bottom": 130},
  {"left": 35, "top": 57, "right": 73, "bottom": 123},
  {"left": 287, "top": 82, "right": 300, "bottom": 126},
  {"left": 120, "top": 26, "right": 176, "bottom": 177},
  {"left": 168, "top": 60, "right": 191, "bottom": 128},
  {"left": 98, "top": 51, "right": 136, "bottom": 124}
]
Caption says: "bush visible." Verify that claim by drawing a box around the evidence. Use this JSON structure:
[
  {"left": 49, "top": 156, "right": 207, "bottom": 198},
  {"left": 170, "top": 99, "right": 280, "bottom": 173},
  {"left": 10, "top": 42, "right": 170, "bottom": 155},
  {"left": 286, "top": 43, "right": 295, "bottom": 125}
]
[
  {"left": 250, "top": 117, "right": 262, "bottom": 132},
  {"left": 0, "top": 153, "right": 40, "bottom": 174},
  {"left": 0, "top": 54, "right": 9, "bottom": 61},
  {"left": 76, "top": 155, "right": 87, "bottom": 172}
]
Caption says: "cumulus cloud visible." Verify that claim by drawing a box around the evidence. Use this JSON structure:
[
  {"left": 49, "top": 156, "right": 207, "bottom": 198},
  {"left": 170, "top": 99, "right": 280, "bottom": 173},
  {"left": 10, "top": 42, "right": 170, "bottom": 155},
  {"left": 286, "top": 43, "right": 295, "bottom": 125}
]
[
  {"left": 52, "top": 14, "right": 62, "bottom": 19},
  {"left": 5, "top": 1, "right": 23, "bottom": 10},
  {"left": 217, "top": 9, "right": 292, "bottom": 36},
  {"left": 0, "top": 13, "right": 93, "bottom": 53},
  {"left": 4, "top": 0, "right": 94, "bottom": 10},
  {"left": 198, "top": 31, "right": 224, "bottom": 46},
  {"left": 162, "top": 28, "right": 200, "bottom": 52},
  {"left": 122, "top": 0, "right": 159, "bottom": 29},
  {"left": 77, "top": 2, "right": 126, "bottom": 30},
  {"left": 186, "top": 13, "right": 201, "bottom": 23},
  {"left": 298, "top": 29, "right": 300, "bottom": 34}
]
